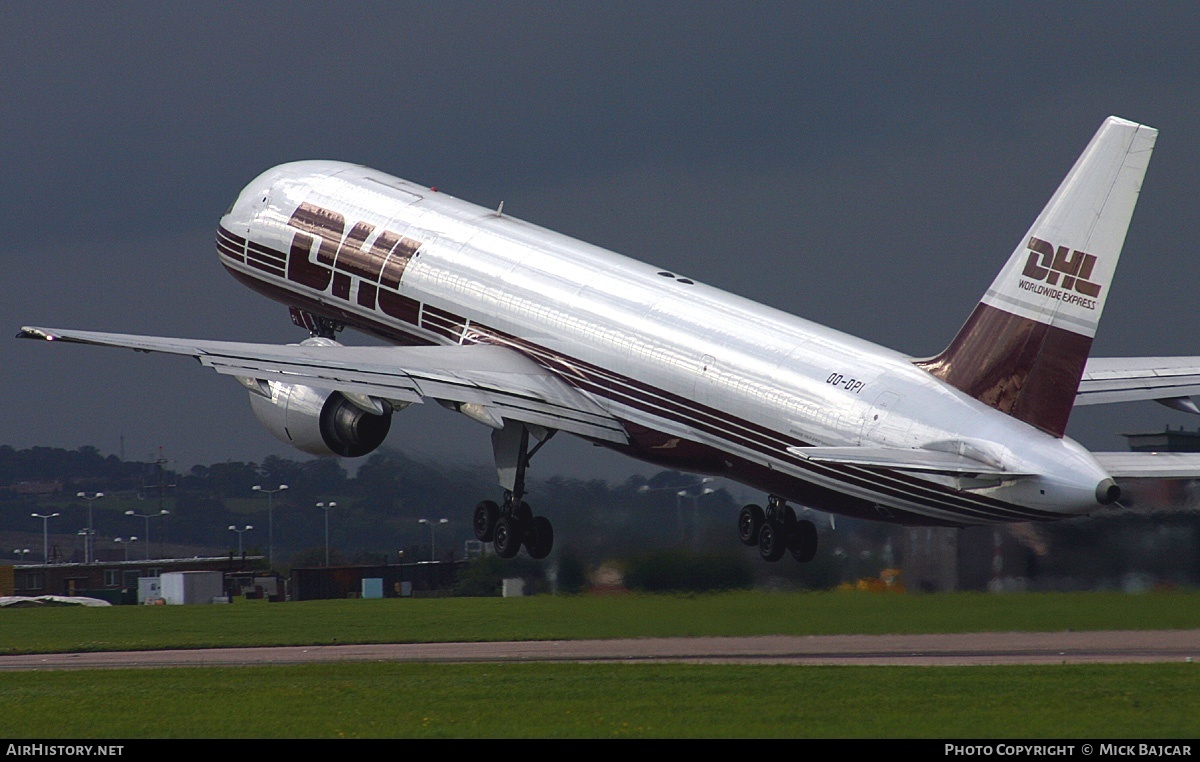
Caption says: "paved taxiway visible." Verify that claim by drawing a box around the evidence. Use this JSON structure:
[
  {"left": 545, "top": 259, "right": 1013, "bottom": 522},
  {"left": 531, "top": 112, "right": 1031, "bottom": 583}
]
[{"left": 1, "top": 630, "right": 1196, "bottom": 670}]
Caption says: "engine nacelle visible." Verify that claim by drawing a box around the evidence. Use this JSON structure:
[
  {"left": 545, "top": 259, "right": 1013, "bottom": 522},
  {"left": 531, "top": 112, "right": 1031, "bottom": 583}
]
[{"left": 248, "top": 382, "right": 392, "bottom": 458}]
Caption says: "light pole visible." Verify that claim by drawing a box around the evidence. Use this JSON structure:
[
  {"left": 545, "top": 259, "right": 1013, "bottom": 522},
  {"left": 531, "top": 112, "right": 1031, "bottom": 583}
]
[
  {"left": 252, "top": 484, "right": 288, "bottom": 569},
  {"left": 228, "top": 525, "right": 253, "bottom": 556},
  {"left": 32, "top": 512, "right": 60, "bottom": 563},
  {"left": 677, "top": 486, "right": 716, "bottom": 549},
  {"left": 638, "top": 478, "right": 715, "bottom": 544},
  {"left": 317, "top": 502, "right": 337, "bottom": 566},
  {"left": 76, "top": 529, "right": 92, "bottom": 562},
  {"left": 418, "top": 518, "right": 449, "bottom": 561},
  {"left": 14, "top": 548, "right": 31, "bottom": 562},
  {"left": 113, "top": 537, "right": 137, "bottom": 561},
  {"left": 76, "top": 492, "right": 104, "bottom": 564},
  {"left": 125, "top": 509, "right": 169, "bottom": 560}
]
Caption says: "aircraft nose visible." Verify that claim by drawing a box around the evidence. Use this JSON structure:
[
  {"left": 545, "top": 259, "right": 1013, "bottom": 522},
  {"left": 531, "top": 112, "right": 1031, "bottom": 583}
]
[
  {"left": 219, "top": 187, "right": 256, "bottom": 238},
  {"left": 220, "top": 163, "right": 308, "bottom": 235}
]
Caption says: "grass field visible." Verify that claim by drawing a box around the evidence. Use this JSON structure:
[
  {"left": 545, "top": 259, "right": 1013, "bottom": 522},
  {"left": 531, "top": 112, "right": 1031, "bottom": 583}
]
[
  {"left": 3, "top": 590, "right": 1198, "bottom": 738},
  {"left": 1, "top": 662, "right": 1196, "bottom": 738},
  {"left": 4, "top": 590, "right": 1200, "bottom": 654}
]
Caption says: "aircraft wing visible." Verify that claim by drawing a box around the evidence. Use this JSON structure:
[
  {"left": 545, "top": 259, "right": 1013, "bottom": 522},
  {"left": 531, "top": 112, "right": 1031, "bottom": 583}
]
[
  {"left": 786, "top": 446, "right": 1034, "bottom": 477},
  {"left": 17, "top": 326, "right": 629, "bottom": 444},
  {"left": 791, "top": 446, "right": 1200, "bottom": 480},
  {"left": 1092, "top": 452, "right": 1200, "bottom": 479},
  {"left": 1077, "top": 357, "right": 1200, "bottom": 411}
]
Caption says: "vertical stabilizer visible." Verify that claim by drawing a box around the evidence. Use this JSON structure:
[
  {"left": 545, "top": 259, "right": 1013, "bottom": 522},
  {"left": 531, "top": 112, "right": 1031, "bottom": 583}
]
[{"left": 916, "top": 117, "right": 1156, "bottom": 437}]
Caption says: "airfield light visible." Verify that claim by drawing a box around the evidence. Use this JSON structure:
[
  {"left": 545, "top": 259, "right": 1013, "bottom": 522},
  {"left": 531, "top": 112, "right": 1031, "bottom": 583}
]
[
  {"left": 32, "top": 512, "right": 60, "bottom": 564},
  {"left": 418, "top": 518, "right": 449, "bottom": 562},
  {"left": 113, "top": 536, "right": 138, "bottom": 561},
  {"left": 76, "top": 492, "right": 104, "bottom": 563},
  {"left": 252, "top": 484, "right": 288, "bottom": 569},
  {"left": 317, "top": 502, "right": 337, "bottom": 566},
  {"left": 228, "top": 525, "right": 253, "bottom": 556},
  {"left": 637, "top": 478, "right": 716, "bottom": 546},
  {"left": 126, "top": 509, "right": 169, "bottom": 560}
]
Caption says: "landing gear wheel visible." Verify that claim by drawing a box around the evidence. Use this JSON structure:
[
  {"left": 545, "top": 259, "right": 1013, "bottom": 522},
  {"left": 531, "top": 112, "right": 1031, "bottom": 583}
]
[
  {"left": 525, "top": 516, "right": 554, "bottom": 560},
  {"left": 758, "top": 520, "right": 787, "bottom": 562},
  {"left": 493, "top": 516, "right": 523, "bottom": 559},
  {"left": 473, "top": 500, "right": 500, "bottom": 542},
  {"left": 515, "top": 501, "right": 533, "bottom": 523},
  {"left": 788, "top": 519, "right": 818, "bottom": 563},
  {"left": 737, "top": 504, "right": 764, "bottom": 546}
]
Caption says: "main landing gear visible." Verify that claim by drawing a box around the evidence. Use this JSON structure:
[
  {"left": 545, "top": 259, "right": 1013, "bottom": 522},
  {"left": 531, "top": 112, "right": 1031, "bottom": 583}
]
[
  {"left": 738, "top": 495, "right": 818, "bottom": 563},
  {"left": 472, "top": 423, "right": 556, "bottom": 560}
]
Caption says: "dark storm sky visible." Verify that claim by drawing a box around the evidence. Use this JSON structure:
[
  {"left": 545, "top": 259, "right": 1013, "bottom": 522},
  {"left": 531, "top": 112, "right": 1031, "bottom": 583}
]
[{"left": 4, "top": 3, "right": 1200, "bottom": 483}]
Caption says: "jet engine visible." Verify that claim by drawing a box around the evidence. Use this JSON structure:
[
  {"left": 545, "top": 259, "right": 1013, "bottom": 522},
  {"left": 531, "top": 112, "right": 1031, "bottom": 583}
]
[
  {"left": 244, "top": 337, "right": 393, "bottom": 458},
  {"left": 248, "top": 382, "right": 393, "bottom": 457}
]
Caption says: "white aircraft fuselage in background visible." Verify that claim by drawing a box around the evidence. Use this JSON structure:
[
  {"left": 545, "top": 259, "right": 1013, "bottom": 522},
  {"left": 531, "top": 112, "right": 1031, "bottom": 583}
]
[{"left": 23, "top": 116, "right": 1200, "bottom": 563}]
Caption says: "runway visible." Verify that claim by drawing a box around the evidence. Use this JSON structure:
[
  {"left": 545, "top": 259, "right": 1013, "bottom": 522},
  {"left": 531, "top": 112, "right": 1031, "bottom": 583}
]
[{"left": 1, "top": 630, "right": 1196, "bottom": 670}]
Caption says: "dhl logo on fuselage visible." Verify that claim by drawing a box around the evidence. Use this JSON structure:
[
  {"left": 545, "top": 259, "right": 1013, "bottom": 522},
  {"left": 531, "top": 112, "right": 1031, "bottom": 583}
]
[
  {"left": 285, "top": 201, "right": 422, "bottom": 320},
  {"left": 1018, "top": 236, "right": 1102, "bottom": 310}
]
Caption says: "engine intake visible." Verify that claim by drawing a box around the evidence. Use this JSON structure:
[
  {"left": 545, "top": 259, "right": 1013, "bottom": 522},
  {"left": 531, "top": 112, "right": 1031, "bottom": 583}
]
[{"left": 249, "top": 382, "right": 392, "bottom": 458}]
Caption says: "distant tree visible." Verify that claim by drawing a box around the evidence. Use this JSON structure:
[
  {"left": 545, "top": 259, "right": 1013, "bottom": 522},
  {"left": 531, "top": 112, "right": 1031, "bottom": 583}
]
[
  {"left": 556, "top": 548, "right": 588, "bottom": 594},
  {"left": 200, "top": 462, "right": 262, "bottom": 498},
  {"left": 453, "top": 555, "right": 506, "bottom": 597},
  {"left": 299, "top": 458, "right": 349, "bottom": 495},
  {"left": 350, "top": 550, "right": 389, "bottom": 566},
  {"left": 260, "top": 455, "right": 305, "bottom": 492},
  {"left": 454, "top": 554, "right": 546, "bottom": 597},
  {"left": 288, "top": 546, "right": 347, "bottom": 569},
  {"left": 624, "top": 550, "right": 753, "bottom": 592}
]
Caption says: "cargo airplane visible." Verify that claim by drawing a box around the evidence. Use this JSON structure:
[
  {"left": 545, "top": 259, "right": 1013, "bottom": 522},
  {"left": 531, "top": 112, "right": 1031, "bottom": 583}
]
[{"left": 20, "top": 116, "right": 1200, "bottom": 563}]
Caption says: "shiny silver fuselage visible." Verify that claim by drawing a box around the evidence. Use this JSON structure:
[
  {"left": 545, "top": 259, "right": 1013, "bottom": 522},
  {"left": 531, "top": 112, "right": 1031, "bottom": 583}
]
[{"left": 219, "top": 160, "right": 1110, "bottom": 526}]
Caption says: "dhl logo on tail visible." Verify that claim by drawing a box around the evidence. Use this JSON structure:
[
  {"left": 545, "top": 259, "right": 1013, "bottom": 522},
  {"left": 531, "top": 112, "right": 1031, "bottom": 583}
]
[{"left": 1019, "top": 236, "right": 1102, "bottom": 309}]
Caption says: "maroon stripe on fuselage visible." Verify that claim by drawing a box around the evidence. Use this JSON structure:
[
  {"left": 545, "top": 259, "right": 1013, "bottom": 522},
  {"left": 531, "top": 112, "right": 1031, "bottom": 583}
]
[{"left": 421, "top": 305, "right": 467, "bottom": 343}]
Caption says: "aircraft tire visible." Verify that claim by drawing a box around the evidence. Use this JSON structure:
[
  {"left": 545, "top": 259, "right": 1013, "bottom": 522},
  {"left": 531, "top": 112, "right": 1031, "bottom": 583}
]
[
  {"left": 758, "top": 520, "right": 787, "bottom": 562},
  {"left": 788, "top": 519, "right": 818, "bottom": 563},
  {"left": 515, "top": 501, "right": 533, "bottom": 523},
  {"left": 473, "top": 500, "right": 500, "bottom": 542},
  {"left": 493, "top": 516, "right": 523, "bottom": 559},
  {"left": 525, "top": 516, "right": 554, "bottom": 560},
  {"left": 738, "top": 504, "right": 764, "bottom": 546}
]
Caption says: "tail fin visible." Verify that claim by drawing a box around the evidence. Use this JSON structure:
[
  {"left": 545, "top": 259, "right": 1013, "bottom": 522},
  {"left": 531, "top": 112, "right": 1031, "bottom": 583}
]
[{"left": 915, "top": 116, "right": 1157, "bottom": 437}]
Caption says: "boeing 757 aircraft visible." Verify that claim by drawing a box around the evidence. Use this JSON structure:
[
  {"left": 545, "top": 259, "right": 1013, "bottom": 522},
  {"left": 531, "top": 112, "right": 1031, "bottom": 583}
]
[{"left": 20, "top": 116, "right": 1200, "bottom": 563}]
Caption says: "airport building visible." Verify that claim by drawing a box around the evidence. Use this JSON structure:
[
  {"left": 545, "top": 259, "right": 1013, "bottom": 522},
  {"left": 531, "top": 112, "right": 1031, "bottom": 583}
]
[
  {"left": 290, "top": 560, "right": 465, "bottom": 600},
  {"left": 5, "top": 555, "right": 270, "bottom": 604}
]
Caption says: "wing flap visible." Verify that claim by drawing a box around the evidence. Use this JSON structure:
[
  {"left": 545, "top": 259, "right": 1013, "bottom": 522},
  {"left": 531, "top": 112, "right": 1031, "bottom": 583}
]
[
  {"left": 18, "top": 326, "right": 628, "bottom": 443},
  {"left": 1093, "top": 452, "right": 1200, "bottom": 479},
  {"left": 1077, "top": 357, "right": 1200, "bottom": 406}
]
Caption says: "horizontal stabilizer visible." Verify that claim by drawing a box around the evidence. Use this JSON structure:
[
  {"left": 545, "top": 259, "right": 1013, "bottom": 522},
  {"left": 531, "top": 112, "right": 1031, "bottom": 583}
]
[
  {"left": 787, "top": 446, "right": 1033, "bottom": 477},
  {"left": 1077, "top": 356, "right": 1200, "bottom": 408},
  {"left": 1093, "top": 452, "right": 1200, "bottom": 479},
  {"left": 17, "top": 326, "right": 628, "bottom": 444}
]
